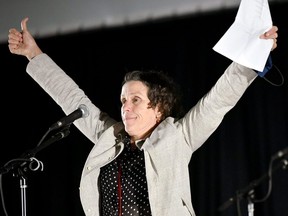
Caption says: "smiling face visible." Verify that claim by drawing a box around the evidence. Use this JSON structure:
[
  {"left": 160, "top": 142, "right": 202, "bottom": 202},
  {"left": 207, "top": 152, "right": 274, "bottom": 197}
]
[{"left": 120, "top": 80, "right": 161, "bottom": 142}]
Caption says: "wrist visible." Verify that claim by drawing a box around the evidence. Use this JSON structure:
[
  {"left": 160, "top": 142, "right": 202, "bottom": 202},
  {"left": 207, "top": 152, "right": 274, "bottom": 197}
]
[{"left": 27, "top": 47, "right": 43, "bottom": 61}]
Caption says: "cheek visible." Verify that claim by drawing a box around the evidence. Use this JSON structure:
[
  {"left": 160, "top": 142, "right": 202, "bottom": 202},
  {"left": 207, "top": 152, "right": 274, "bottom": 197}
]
[
  {"left": 140, "top": 109, "right": 157, "bottom": 122},
  {"left": 120, "top": 107, "right": 124, "bottom": 118}
]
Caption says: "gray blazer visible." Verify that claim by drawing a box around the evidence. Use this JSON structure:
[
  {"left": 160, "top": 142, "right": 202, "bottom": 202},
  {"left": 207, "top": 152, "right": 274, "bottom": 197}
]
[{"left": 26, "top": 54, "right": 257, "bottom": 216}]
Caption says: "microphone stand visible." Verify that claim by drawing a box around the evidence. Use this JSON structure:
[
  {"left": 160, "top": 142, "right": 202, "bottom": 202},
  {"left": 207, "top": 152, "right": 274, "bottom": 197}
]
[
  {"left": 0, "top": 126, "right": 70, "bottom": 216},
  {"left": 218, "top": 156, "right": 288, "bottom": 216}
]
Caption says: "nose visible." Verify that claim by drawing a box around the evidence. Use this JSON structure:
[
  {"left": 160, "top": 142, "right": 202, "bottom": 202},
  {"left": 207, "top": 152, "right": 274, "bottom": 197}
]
[{"left": 122, "top": 101, "right": 131, "bottom": 112}]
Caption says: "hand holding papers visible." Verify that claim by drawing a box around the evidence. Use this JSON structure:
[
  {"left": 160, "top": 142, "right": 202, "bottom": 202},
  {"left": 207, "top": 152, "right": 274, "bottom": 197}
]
[{"left": 213, "top": 0, "right": 273, "bottom": 72}]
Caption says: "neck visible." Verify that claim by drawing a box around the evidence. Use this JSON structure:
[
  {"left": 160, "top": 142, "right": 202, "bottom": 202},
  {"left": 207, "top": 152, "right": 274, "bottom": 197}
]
[{"left": 130, "top": 122, "right": 160, "bottom": 143}]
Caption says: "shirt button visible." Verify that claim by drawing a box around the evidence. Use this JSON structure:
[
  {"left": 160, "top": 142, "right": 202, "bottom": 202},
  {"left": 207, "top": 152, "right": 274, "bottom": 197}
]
[{"left": 87, "top": 166, "right": 92, "bottom": 170}]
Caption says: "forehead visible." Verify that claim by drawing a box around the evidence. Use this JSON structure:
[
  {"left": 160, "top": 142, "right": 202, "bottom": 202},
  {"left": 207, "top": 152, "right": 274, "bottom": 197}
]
[{"left": 121, "top": 80, "right": 148, "bottom": 96}]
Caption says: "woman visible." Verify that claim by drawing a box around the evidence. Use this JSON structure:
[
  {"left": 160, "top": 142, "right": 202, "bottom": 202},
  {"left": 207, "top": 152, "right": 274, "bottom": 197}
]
[{"left": 8, "top": 17, "right": 278, "bottom": 216}]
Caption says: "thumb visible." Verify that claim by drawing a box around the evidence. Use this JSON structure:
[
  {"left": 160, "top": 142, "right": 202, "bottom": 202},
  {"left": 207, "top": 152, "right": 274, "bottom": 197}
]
[{"left": 21, "top": 17, "right": 29, "bottom": 32}]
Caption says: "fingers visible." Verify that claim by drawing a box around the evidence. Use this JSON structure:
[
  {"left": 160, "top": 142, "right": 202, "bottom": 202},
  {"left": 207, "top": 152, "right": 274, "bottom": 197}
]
[
  {"left": 21, "top": 17, "right": 29, "bottom": 32},
  {"left": 8, "top": 28, "right": 22, "bottom": 40},
  {"left": 271, "top": 38, "right": 278, "bottom": 51},
  {"left": 8, "top": 35, "right": 21, "bottom": 52},
  {"left": 8, "top": 28, "right": 22, "bottom": 48},
  {"left": 257, "top": 25, "right": 279, "bottom": 52},
  {"left": 260, "top": 26, "right": 278, "bottom": 39},
  {"left": 265, "top": 30, "right": 278, "bottom": 39},
  {"left": 267, "top": 26, "right": 278, "bottom": 51},
  {"left": 265, "top": 26, "right": 278, "bottom": 36}
]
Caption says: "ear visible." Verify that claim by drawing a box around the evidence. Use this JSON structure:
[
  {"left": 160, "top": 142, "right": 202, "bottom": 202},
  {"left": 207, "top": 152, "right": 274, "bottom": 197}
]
[
  {"left": 156, "top": 111, "right": 161, "bottom": 118},
  {"left": 154, "top": 105, "right": 162, "bottom": 121},
  {"left": 155, "top": 110, "right": 162, "bottom": 122}
]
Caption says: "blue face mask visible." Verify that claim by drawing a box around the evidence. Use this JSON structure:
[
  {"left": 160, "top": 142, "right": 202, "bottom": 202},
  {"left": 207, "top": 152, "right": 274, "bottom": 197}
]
[{"left": 255, "top": 54, "right": 273, "bottom": 77}]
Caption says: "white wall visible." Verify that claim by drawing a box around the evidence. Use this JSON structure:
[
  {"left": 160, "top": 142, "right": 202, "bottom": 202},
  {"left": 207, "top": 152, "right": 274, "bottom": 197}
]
[{"left": 0, "top": 0, "right": 284, "bottom": 43}]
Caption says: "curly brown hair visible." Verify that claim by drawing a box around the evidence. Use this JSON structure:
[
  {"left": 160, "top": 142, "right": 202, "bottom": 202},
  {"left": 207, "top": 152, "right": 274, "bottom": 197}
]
[{"left": 122, "top": 70, "right": 184, "bottom": 121}]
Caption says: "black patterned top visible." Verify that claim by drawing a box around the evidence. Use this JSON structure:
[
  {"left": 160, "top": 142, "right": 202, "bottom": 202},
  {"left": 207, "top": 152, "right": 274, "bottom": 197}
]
[{"left": 99, "top": 138, "right": 152, "bottom": 216}]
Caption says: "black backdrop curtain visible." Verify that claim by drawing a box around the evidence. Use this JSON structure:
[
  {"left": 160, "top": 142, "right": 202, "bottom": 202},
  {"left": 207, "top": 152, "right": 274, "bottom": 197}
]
[{"left": 1, "top": 2, "right": 287, "bottom": 216}]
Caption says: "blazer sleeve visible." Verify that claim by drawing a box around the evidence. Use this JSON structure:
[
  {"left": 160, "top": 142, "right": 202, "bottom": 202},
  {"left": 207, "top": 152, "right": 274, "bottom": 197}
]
[
  {"left": 181, "top": 62, "right": 258, "bottom": 151},
  {"left": 26, "top": 53, "right": 116, "bottom": 144}
]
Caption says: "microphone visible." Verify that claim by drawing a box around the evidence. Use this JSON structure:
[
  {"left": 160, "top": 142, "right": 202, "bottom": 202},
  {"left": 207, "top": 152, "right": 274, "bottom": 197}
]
[
  {"left": 49, "top": 104, "right": 89, "bottom": 131},
  {"left": 272, "top": 146, "right": 288, "bottom": 160}
]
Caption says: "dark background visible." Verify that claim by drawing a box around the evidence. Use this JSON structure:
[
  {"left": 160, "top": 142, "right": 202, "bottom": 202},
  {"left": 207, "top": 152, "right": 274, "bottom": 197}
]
[{"left": 0, "top": 2, "right": 287, "bottom": 216}]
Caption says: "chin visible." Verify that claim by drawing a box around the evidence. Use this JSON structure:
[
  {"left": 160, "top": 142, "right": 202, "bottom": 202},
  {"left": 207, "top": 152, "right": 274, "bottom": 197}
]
[{"left": 124, "top": 126, "right": 136, "bottom": 136}]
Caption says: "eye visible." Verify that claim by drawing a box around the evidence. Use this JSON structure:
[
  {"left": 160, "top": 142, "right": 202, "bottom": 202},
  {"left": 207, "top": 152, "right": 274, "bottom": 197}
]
[
  {"left": 132, "top": 96, "right": 141, "bottom": 104},
  {"left": 121, "top": 98, "right": 126, "bottom": 105}
]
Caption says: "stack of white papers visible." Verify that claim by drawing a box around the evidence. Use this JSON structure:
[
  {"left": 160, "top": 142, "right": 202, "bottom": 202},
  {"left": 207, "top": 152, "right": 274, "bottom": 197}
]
[{"left": 213, "top": 0, "right": 274, "bottom": 72}]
